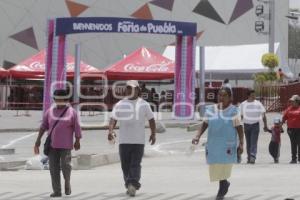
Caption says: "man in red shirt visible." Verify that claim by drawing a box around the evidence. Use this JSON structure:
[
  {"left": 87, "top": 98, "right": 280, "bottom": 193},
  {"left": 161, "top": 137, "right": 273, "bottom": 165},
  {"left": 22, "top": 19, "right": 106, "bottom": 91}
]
[{"left": 282, "top": 95, "right": 300, "bottom": 164}]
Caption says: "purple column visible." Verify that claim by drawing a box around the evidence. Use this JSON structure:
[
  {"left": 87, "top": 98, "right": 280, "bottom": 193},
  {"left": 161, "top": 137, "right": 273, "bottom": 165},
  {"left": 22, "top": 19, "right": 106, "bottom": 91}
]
[
  {"left": 43, "top": 20, "right": 55, "bottom": 113},
  {"left": 174, "top": 35, "right": 196, "bottom": 118},
  {"left": 56, "top": 35, "right": 67, "bottom": 89},
  {"left": 174, "top": 35, "right": 182, "bottom": 117},
  {"left": 185, "top": 36, "right": 196, "bottom": 117},
  {"left": 43, "top": 19, "right": 67, "bottom": 115}
]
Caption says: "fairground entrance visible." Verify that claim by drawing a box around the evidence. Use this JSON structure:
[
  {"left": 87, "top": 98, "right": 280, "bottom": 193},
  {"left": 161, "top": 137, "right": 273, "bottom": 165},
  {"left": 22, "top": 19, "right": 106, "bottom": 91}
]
[{"left": 44, "top": 17, "right": 197, "bottom": 118}]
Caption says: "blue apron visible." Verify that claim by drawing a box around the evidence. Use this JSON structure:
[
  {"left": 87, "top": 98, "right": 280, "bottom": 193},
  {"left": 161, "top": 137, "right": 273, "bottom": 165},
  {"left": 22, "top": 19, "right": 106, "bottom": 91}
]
[{"left": 205, "top": 104, "right": 238, "bottom": 164}]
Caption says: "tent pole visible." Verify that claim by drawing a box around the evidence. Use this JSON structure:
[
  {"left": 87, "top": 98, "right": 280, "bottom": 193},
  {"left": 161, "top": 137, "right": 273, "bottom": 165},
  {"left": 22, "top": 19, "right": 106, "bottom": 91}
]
[
  {"left": 9, "top": 75, "right": 12, "bottom": 110},
  {"left": 5, "top": 76, "right": 8, "bottom": 110},
  {"left": 199, "top": 46, "right": 205, "bottom": 117},
  {"left": 74, "top": 44, "right": 81, "bottom": 112},
  {"left": 269, "top": 0, "right": 275, "bottom": 53}
]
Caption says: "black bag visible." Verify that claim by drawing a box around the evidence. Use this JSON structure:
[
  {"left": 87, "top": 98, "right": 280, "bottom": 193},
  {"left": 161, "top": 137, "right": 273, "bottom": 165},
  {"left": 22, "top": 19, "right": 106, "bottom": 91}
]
[
  {"left": 43, "top": 135, "right": 52, "bottom": 156},
  {"left": 43, "top": 107, "right": 69, "bottom": 156}
]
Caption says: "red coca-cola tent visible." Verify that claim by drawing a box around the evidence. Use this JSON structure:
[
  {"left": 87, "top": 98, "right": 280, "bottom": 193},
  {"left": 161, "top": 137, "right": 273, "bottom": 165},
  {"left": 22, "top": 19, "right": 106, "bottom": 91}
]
[
  {"left": 9, "top": 50, "right": 103, "bottom": 79},
  {"left": 104, "top": 47, "right": 174, "bottom": 80},
  {"left": 0, "top": 67, "right": 9, "bottom": 78}
]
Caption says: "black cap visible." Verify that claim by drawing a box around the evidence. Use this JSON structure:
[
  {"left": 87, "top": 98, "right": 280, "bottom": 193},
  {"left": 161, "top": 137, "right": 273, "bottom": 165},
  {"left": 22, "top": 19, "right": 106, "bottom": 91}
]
[{"left": 53, "top": 89, "right": 69, "bottom": 100}]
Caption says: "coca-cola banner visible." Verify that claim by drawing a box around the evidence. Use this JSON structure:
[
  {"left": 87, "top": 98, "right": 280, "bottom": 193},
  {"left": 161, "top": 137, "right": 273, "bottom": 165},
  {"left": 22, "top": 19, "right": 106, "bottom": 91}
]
[
  {"left": 104, "top": 47, "right": 175, "bottom": 80},
  {"left": 56, "top": 17, "right": 197, "bottom": 36},
  {"left": 9, "top": 49, "right": 102, "bottom": 78}
]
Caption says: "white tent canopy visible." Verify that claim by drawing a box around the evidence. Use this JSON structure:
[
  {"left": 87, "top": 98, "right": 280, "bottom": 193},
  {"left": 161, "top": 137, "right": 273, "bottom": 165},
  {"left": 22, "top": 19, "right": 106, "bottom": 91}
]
[{"left": 163, "top": 43, "right": 282, "bottom": 74}]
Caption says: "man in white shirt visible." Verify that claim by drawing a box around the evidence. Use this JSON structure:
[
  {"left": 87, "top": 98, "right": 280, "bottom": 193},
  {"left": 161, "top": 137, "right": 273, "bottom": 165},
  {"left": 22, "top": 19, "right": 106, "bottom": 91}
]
[
  {"left": 240, "top": 89, "right": 268, "bottom": 164},
  {"left": 108, "top": 80, "right": 156, "bottom": 197}
]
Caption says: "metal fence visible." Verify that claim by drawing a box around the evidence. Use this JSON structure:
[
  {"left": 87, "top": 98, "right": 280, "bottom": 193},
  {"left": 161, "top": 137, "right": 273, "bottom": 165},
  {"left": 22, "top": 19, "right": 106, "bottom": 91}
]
[
  {"left": 2, "top": 81, "right": 300, "bottom": 112},
  {"left": 256, "top": 81, "right": 300, "bottom": 112}
]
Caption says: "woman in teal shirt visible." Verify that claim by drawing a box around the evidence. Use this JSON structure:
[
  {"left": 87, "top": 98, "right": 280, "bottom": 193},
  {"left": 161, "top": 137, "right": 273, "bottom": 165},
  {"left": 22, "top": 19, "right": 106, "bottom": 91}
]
[{"left": 192, "top": 87, "right": 244, "bottom": 200}]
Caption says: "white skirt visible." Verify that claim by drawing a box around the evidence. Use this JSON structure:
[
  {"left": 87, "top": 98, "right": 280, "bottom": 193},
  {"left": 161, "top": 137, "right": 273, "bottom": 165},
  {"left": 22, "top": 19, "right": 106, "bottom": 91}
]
[{"left": 209, "top": 164, "right": 233, "bottom": 182}]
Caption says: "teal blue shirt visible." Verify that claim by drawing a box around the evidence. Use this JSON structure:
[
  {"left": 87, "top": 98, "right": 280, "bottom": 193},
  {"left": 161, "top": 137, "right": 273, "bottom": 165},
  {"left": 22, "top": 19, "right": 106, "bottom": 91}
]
[{"left": 205, "top": 104, "right": 239, "bottom": 164}]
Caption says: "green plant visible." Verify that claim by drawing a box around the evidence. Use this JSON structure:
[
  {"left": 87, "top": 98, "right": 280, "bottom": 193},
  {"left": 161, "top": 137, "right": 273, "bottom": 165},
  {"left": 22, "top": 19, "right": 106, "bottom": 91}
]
[
  {"left": 261, "top": 53, "right": 279, "bottom": 70},
  {"left": 254, "top": 73, "right": 267, "bottom": 83},
  {"left": 254, "top": 72, "right": 277, "bottom": 83}
]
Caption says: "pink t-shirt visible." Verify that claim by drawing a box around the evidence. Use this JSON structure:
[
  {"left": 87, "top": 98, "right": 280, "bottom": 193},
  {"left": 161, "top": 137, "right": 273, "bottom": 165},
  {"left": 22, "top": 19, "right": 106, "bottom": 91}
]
[{"left": 41, "top": 106, "right": 82, "bottom": 149}]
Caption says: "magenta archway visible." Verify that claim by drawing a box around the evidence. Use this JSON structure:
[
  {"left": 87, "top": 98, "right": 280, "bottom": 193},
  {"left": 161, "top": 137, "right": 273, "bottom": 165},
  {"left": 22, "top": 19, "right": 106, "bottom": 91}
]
[{"left": 44, "top": 17, "right": 197, "bottom": 118}]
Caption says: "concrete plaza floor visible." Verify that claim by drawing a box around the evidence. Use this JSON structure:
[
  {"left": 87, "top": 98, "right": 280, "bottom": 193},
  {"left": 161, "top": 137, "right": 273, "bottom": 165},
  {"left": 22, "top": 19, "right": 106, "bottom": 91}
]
[
  {"left": 0, "top": 111, "right": 299, "bottom": 199},
  {"left": 0, "top": 132, "right": 299, "bottom": 200}
]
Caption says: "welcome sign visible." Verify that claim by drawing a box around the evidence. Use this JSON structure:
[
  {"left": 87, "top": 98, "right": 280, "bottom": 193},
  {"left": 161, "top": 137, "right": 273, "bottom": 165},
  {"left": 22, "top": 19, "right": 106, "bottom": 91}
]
[
  {"left": 55, "top": 17, "right": 197, "bottom": 36},
  {"left": 45, "top": 17, "right": 197, "bottom": 118}
]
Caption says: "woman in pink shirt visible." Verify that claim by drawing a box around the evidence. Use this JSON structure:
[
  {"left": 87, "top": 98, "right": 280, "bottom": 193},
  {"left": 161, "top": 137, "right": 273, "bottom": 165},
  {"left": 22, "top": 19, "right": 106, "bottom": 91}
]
[{"left": 34, "top": 89, "right": 82, "bottom": 197}]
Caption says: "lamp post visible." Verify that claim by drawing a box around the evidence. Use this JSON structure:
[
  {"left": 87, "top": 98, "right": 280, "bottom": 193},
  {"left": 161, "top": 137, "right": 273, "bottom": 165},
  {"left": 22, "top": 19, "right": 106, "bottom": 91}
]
[
  {"left": 254, "top": 0, "right": 273, "bottom": 47},
  {"left": 286, "top": 12, "right": 299, "bottom": 75},
  {"left": 268, "top": 0, "right": 275, "bottom": 53}
]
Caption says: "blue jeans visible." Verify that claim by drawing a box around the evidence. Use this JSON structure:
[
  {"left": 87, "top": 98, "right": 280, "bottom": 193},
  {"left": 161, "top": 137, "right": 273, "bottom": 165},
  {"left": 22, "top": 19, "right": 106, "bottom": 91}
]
[
  {"left": 244, "top": 123, "right": 260, "bottom": 160},
  {"left": 119, "top": 144, "right": 144, "bottom": 190}
]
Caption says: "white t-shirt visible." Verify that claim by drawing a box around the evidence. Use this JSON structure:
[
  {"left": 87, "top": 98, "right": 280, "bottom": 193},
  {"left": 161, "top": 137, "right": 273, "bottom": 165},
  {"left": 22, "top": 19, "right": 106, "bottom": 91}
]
[
  {"left": 240, "top": 100, "right": 266, "bottom": 124},
  {"left": 111, "top": 98, "right": 154, "bottom": 144}
]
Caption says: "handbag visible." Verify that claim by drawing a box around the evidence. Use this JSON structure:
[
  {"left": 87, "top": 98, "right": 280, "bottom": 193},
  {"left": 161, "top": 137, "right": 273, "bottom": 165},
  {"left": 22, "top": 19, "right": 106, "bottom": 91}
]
[{"left": 43, "top": 107, "right": 69, "bottom": 155}]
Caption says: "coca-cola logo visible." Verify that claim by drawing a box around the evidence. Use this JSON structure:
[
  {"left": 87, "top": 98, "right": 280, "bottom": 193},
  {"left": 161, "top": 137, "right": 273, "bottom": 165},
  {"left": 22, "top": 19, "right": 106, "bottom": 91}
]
[
  {"left": 124, "top": 63, "right": 171, "bottom": 72},
  {"left": 29, "top": 62, "right": 77, "bottom": 70},
  {"left": 66, "top": 63, "right": 75, "bottom": 70},
  {"left": 30, "top": 61, "right": 45, "bottom": 69}
]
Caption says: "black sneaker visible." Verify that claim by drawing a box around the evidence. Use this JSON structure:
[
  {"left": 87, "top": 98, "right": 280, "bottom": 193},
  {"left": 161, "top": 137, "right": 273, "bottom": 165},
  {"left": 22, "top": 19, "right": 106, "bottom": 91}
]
[
  {"left": 127, "top": 184, "right": 136, "bottom": 197},
  {"left": 215, "top": 196, "right": 224, "bottom": 200},
  {"left": 249, "top": 157, "right": 256, "bottom": 164},
  {"left": 290, "top": 160, "right": 297, "bottom": 164},
  {"left": 221, "top": 181, "right": 230, "bottom": 196},
  {"left": 50, "top": 192, "right": 62, "bottom": 197},
  {"left": 274, "top": 159, "right": 279, "bottom": 164},
  {"left": 65, "top": 182, "right": 71, "bottom": 195},
  {"left": 216, "top": 181, "right": 230, "bottom": 199}
]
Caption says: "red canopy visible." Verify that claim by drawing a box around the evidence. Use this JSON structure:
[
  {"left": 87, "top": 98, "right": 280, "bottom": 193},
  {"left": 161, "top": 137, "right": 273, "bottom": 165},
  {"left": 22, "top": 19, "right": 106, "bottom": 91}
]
[
  {"left": 9, "top": 50, "right": 103, "bottom": 79},
  {"left": 0, "top": 67, "right": 9, "bottom": 78},
  {"left": 104, "top": 47, "right": 174, "bottom": 80}
]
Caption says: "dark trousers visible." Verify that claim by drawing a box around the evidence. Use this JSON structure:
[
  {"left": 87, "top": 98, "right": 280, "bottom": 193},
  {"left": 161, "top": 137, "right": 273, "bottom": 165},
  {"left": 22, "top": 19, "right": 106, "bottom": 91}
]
[
  {"left": 48, "top": 149, "right": 72, "bottom": 193},
  {"left": 119, "top": 144, "right": 144, "bottom": 190},
  {"left": 287, "top": 128, "right": 300, "bottom": 161},
  {"left": 269, "top": 141, "right": 280, "bottom": 160},
  {"left": 244, "top": 123, "right": 260, "bottom": 160}
]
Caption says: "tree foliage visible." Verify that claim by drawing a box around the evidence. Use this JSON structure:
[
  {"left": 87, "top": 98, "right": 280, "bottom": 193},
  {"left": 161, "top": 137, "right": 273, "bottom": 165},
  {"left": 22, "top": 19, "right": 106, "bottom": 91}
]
[
  {"left": 254, "top": 72, "right": 277, "bottom": 83},
  {"left": 261, "top": 53, "right": 279, "bottom": 69}
]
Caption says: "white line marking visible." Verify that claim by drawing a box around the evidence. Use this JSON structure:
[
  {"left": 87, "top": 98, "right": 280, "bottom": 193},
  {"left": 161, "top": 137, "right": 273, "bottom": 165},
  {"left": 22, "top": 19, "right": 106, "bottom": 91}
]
[
  {"left": 1, "top": 133, "right": 37, "bottom": 148},
  {"left": 150, "top": 139, "right": 207, "bottom": 155}
]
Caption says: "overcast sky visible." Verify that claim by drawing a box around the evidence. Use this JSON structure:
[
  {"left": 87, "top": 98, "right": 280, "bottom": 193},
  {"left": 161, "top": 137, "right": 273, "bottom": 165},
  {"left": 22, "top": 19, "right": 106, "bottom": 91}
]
[{"left": 290, "top": 0, "right": 300, "bottom": 9}]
